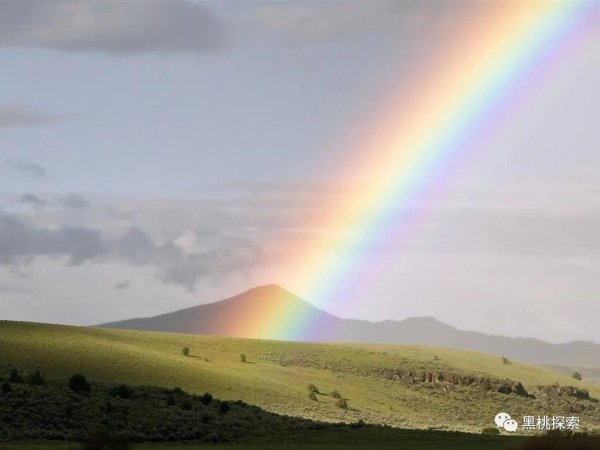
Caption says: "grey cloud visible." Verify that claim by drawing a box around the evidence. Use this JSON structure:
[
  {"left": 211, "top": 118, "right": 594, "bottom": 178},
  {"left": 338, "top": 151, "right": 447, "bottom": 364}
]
[
  {"left": 18, "top": 193, "right": 46, "bottom": 208},
  {"left": 159, "top": 237, "right": 262, "bottom": 291},
  {"left": 0, "top": 105, "right": 60, "bottom": 128},
  {"left": 114, "top": 280, "right": 131, "bottom": 291},
  {"left": 0, "top": 213, "right": 262, "bottom": 290},
  {"left": 0, "top": 0, "right": 224, "bottom": 54},
  {"left": 5, "top": 159, "right": 47, "bottom": 178},
  {"left": 60, "top": 194, "right": 89, "bottom": 210},
  {"left": 246, "top": 2, "right": 457, "bottom": 43},
  {"left": 0, "top": 214, "right": 106, "bottom": 265}
]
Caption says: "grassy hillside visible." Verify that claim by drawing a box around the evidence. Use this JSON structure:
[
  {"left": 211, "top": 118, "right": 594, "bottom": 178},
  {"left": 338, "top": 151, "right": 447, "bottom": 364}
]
[{"left": 1, "top": 321, "right": 599, "bottom": 433}]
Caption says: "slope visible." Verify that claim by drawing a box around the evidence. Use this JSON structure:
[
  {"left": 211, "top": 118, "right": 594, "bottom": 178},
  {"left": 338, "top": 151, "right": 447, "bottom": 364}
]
[{"left": 1, "top": 320, "right": 599, "bottom": 434}]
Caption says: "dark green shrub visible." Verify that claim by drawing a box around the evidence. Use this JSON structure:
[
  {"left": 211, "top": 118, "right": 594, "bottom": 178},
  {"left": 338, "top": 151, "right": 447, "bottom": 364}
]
[
  {"left": 335, "top": 398, "right": 348, "bottom": 409},
  {"left": 482, "top": 427, "right": 500, "bottom": 435},
  {"left": 8, "top": 368, "right": 23, "bottom": 383},
  {"left": 26, "top": 369, "right": 46, "bottom": 386},
  {"left": 307, "top": 384, "right": 319, "bottom": 394},
  {"left": 68, "top": 373, "right": 91, "bottom": 394},
  {"left": 572, "top": 371, "right": 582, "bottom": 381},
  {"left": 110, "top": 384, "right": 132, "bottom": 399},
  {"left": 181, "top": 399, "right": 192, "bottom": 410},
  {"left": 240, "top": 353, "right": 246, "bottom": 363},
  {"left": 1, "top": 381, "right": 11, "bottom": 394},
  {"left": 351, "top": 419, "right": 366, "bottom": 428},
  {"left": 219, "top": 401, "right": 230, "bottom": 413},
  {"left": 182, "top": 347, "right": 190, "bottom": 356},
  {"left": 200, "top": 392, "right": 213, "bottom": 405},
  {"left": 331, "top": 390, "right": 341, "bottom": 399}
]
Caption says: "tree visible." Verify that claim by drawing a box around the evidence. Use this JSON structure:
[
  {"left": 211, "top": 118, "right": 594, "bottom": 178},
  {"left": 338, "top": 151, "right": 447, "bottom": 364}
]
[
  {"left": 501, "top": 356, "right": 509, "bottom": 365},
  {"left": 307, "top": 383, "right": 319, "bottom": 394},
  {"left": 572, "top": 371, "right": 582, "bottom": 381},
  {"left": 240, "top": 353, "right": 247, "bottom": 363},
  {"left": 308, "top": 391, "right": 317, "bottom": 401},
  {"left": 331, "top": 390, "right": 341, "bottom": 399},
  {"left": 68, "top": 373, "right": 91, "bottom": 394},
  {"left": 182, "top": 347, "right": 190, "bottom": 356}
]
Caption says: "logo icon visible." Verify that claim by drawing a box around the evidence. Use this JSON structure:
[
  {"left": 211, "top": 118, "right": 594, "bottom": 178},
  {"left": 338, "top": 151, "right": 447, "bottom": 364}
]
[{"left": 495, "top": 412, "right": 518, "bottom": 432}]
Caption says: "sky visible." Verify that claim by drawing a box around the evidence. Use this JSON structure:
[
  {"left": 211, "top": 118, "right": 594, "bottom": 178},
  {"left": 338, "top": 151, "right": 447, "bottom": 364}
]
[{"left": 1, "top": 0, "right": 599, "bottom": 343}]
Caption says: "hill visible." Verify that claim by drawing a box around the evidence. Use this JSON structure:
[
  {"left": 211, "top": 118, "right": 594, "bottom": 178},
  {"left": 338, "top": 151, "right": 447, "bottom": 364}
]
[
  {"left": 101, "top": 284, "right": 600, "bottom": 369},
  {"left": 1, "top": 320, "right": 600, "bottom": 434},
  {"left": 0, "top": 365, "right": 519, "bottom": 449}
]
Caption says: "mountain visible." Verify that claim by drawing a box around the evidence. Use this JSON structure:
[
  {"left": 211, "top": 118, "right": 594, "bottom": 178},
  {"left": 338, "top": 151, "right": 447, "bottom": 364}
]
[{"left": 100, "top": 284, "right": 600, "bottom": 368}]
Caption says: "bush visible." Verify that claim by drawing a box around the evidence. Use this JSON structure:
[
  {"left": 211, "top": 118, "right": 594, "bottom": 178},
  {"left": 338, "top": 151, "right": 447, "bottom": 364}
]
[
  {"left": 240, "top": 353, "right": 246, "bottom": 363},
  {"left": 110, "top": 384, "right": 132, "bottom": 399},
  {"left": 307, "top": 384, "right": 319, "bottom": 394},
  {"left": 200, "top": 392, "right": 213, "bottom": 405},
  {"left": 8, "top": 368, "right": 23, "bottom": 383},
  {"left": 351, "top": 419, "right": 366, "bottom": 428},
  {"left": 182, "top": 347, "right": 190, "bottom": 356},
  {"left": 335, "top": 398, "right": 348, "bottom": 409},
  {"left": 331, "top": 390, "right": 341, "bottom": 399},
  {"left": 308, "top": 391, "right": 317, "bottom": 401},
  {"left": 219, "top": 401, "right": 230, "bottom": 413},
  {"left": 501, "top": 356, "right": 509, "bottom": 365},
  {"left": 26, "top": 369, "right": 46, "bottom": 386},
  {"left": 482, "top": 427, "right": 500, "bottom": 435},
  {"left": 1, "top": 381, "right": 11, "bottom": 394},
  {"left": 433, "top": 355, "right": 441, "bottom": 361},
  {"left": 181, "top": 399, "right": 192, "bottom": 410},
  {"left": 68, "top": 373, "right": 91, "bottom": 394},
  {"left": 572, "top": 371, "right": 582, "bottom": 381}
]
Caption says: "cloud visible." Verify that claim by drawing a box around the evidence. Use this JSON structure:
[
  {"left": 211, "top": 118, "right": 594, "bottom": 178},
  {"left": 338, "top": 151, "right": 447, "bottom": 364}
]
[
  {"left": 114, "top": 280, "right": 131, "bottom": 291},
  {"left": 60, "top": 194, "right": 89, "bottom": 210},
  {"left": 5, "top": 159, "right": 47, "bottom": 178},
  {"left": 0, "top": 0, "right": 224, "bottom": 54},
  {"left": 245, "top": 2, "right": 457, "bottom": 43},
  {"left": 0, "top": 105, "right": 60, "bottom": 128},
  {"left": 18, "top": 193, "right": 46, "bottom": 208},
  {"left": 0, "top": 213, "right": 262, "bottom": 291},
  {"left": 0, "top": 214, "right": 106, "bottom": 265}
]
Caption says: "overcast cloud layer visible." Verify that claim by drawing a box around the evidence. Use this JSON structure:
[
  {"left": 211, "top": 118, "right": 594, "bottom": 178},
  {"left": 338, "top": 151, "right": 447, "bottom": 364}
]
[{"left": 0, "top": 1, "right": 599, "bottom": 343}]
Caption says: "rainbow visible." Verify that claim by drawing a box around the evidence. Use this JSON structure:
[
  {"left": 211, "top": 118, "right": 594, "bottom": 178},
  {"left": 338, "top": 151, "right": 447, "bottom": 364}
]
[{"left": 239, "top": 2, "right": 600, "bottom": 341}]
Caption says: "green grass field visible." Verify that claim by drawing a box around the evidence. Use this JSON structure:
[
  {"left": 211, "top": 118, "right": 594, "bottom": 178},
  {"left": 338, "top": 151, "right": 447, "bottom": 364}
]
[{"left": 1, "top": 320, "right": 599, "bottom": 433}]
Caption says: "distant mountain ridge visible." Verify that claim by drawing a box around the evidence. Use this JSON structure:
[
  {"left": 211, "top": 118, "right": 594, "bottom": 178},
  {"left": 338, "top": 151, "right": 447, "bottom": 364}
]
[{"left": 100, "top": 284, "right": 600, "bottom": 368}]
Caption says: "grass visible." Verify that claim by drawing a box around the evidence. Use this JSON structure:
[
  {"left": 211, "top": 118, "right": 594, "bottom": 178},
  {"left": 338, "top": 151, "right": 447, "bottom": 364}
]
[
  {"left": 0, "top": 440, "right": 519, "bottom": 450},
  {"left": 1, "top": 320, "right": 600, "bottom": 433}
]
